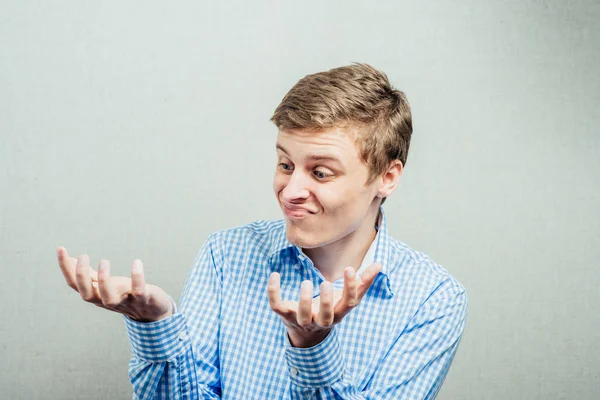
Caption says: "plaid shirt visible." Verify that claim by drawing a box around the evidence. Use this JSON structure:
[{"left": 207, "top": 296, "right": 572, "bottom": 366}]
[{"left": 123, "top": 206, "right": 468, "bottom": 399}]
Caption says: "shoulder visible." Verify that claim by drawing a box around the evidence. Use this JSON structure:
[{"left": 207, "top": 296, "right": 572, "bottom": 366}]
[
  {"left": 205, "top": 218, "right": 287, "bottom": 256},
  {"left": 385, "top": 236, "right": 467, "bottom": 302},
  {"left": 209, "top": 218, "right": 286, "bottom": 242}
]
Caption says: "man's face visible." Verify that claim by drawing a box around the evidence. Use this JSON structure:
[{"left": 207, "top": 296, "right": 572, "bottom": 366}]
[{"left": 273, "top": 126, "right": 381, "bottom": 249}]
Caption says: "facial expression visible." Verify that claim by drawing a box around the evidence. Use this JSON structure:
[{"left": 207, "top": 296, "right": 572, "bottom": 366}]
[{"left": 273, "top": 126, "right": 382, "bottom": 249}]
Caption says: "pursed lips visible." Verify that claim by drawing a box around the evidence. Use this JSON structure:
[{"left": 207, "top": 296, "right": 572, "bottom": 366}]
[{"left": 282, "top": 203, "right": 315, "bottom": 217}]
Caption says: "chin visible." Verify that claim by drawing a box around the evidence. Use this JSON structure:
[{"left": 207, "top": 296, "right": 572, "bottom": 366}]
[{"left": 285, "top": 224, "right": 323, "bottom": 249}]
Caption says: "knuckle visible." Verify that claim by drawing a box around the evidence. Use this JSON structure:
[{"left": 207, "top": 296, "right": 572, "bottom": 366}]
[
  {"left": 279, "top": 307, "right": 294, "bottom": 318},
  {"left": 102, "top": 297, "right": 120, "bottom": 307},
  {"left": 80, "top": 292, "right": 94, "bottom": 302},
  {"left": 270, "top": 304, "right": 282, "bottom": 313}
]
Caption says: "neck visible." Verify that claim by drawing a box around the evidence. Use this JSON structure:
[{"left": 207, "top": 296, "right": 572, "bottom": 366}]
[{"left": 303, "top": 204, "right": 381, "bottom": 282}]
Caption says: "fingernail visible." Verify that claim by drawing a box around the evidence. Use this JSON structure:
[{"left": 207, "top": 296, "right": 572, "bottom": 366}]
[
  {"left": 99, "top": 260, "right": 107, "bottom": 270},
  {"left": 132, "top": 260, "right": 142, "bottom": 273},
  {"left": 301, "top": 280, "right": 312, "bottom": 290}
]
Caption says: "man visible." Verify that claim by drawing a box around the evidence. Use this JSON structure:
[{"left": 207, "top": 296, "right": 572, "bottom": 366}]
[{"left": 57, "top": 63, "right": 467, "bottom": 399}]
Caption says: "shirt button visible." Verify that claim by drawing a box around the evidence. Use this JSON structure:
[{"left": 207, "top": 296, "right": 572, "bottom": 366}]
[
  {"left": 293, "top": 263, "right": 300, "bottom": 269},
  {"left": 290, "top": 367, "right": 299, "bottom": 376},
  {"left": 178, "top": 332, "right": 188, "bottom": 341}
]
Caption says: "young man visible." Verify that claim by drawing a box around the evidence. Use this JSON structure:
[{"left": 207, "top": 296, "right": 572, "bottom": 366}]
[{"left": 57, "top": 63, "right": 467, "bottom": 399}]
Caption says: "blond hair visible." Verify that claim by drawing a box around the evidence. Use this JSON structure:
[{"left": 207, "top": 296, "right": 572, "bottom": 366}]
[{"left": 271, "top": 63, "right": 412, "bottom": 204}]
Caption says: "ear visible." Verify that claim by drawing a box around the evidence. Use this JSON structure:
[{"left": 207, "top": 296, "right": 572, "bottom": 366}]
[{"left": 376, "top": 160, "right": 403, "bottom": 199}]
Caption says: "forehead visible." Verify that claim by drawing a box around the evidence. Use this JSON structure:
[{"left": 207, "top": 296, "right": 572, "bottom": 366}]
[{"left": 275, "top": 127, "right": 361, "bottom": 163}]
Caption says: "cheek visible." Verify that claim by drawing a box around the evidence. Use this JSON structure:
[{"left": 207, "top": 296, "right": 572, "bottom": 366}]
[
  {"left": 272, "top": 173, "right": 287, "bottom": 194},
  {"left": 318, "top": 184, "right": 367, "bottom": 216}
]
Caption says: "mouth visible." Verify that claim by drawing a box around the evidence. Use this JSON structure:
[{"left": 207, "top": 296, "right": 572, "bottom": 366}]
[{"left": 282, "top": 204, "right": 313, "bottom": 219}]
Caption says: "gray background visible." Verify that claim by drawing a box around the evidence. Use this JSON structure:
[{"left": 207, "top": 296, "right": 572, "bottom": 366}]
[{"left": 1, "top": 0, "right": 598, "bottom": 399}]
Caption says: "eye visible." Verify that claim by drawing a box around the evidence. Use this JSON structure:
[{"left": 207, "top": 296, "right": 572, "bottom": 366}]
[
  {"left": 313, "top": 170, "right": 332, "bottom": 180},
  {"left": 278, "top": 162, "right": 293, "bottom": 171}
]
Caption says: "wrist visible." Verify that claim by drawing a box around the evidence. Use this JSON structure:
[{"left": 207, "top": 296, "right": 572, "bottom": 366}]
[
  {"left": 128, "top": 298, "right": 175, "bottom": 323},
  {"left": 288, "top": 328, "right": 331, "bottom": 348}
]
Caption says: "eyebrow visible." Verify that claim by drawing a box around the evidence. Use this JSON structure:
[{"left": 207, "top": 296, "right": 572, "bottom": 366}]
[{"left": 276, "top": 144, "right": 343, "bottom": 164}]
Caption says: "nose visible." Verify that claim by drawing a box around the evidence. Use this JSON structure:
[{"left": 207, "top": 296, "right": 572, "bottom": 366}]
[{"left": 280, "top": 170, "right": 310, "bottom": 203}]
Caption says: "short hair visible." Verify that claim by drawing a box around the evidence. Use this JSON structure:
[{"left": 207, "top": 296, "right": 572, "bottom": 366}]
[{"left": 270, "top": 63, "right": 412, "bottom": 204}]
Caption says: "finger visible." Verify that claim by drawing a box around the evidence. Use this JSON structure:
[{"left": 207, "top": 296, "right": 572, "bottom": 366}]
[
  {"left": 69, "top": 254, "right": 100, "bottom": 282},
  {"left": 334, "top": 267, "right": 358, "bottom": 318},
  {"left": 357, "top": 263, "right": 382, "bottom": 297},
  {"left": 72, "top": 254, "right": 99, "bottom": 282},
  {"left": 317, "top": 281, "right": 334, "bottom": 327},
  {"left": 130, "top": 259, "right": 147, "bottom": 299},
  {"left": 342, "top": 267, "right": 358, "bottom": 307},
  {"left": 97, "top": 259, "right": 118, "bottom": 307},
  {"left": 268, "top": 273, "right": 287, "bottom": 315},
  {"left": 75, "top": 255, "right": 94, "bottom": 301},
  {"left": 57, "top": 247, "right": 79, "bottom": 291},
  {"left": 297, "top": 280, "right": 313, "bottom": 326},
  {"left": 89, "top": 266, "right": 98, "bottom": 282}
]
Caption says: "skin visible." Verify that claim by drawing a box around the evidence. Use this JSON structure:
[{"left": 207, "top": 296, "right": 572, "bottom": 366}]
[
  {"left": 55, "top": 125, "right": 403, "bottom": 340},
  {"left": 269, "top": 126, "right": 403, "bottom": 347},
  {"left": 56, "top": 249, "right": 173, "bottom": 322}
]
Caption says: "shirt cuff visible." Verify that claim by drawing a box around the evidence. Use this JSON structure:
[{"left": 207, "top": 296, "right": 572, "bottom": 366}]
[
  {"left": 122, "top": 298, "right": 190, "bottom": 362},
  {"left": 284, "top": 328, "right": 345, "bottom": 388}
]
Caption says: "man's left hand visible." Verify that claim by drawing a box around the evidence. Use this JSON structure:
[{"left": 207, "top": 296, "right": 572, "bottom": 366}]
[{"left": 268, "top": 263, "right": 382, "bottom": 348}]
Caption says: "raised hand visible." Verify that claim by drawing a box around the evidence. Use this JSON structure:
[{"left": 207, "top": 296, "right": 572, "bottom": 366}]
[
  {"left": 268, "top": 263, "right": 382, "bottom": 348},
  {"left": 56, "top": 246, "right": 173, "bottom": 322}
]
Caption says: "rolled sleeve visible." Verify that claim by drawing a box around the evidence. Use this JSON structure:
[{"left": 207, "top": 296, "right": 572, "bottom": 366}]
[{"left": 284, "top": 328, "right": 345, "bottom": 388}]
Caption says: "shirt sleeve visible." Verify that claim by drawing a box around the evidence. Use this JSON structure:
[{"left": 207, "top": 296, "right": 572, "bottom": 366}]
[
  {"left": 123, "top": 234, "right": 223, "bottom": 400},
  {"left": 284, "top": 280, "right": 468, "bottom": 400}
]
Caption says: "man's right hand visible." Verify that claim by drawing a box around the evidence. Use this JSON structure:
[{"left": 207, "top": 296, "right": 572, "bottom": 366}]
[{"left": 56, "top": 246, "right": 173, "bottom": 323}]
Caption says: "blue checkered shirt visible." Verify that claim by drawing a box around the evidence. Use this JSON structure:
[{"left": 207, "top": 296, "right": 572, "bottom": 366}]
[{"left": 123, "top": 206, "right": 468, "bottom": 399}]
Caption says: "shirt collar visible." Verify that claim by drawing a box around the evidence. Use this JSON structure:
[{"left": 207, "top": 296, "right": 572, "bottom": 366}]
[{"left": 269, "top": 205, "right": 395, "bottom": 297}]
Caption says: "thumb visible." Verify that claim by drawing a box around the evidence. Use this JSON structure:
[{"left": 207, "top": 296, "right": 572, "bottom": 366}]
[{"left": 359, "top": 262, "right": 382, "bottom": 288}]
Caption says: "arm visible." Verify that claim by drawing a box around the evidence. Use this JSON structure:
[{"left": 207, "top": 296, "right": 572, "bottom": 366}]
[
  {"left": 123, "top": 234, "right": 223, "bottom": 399},
  {"left": 282, "top": 280, "right": 468, "bottom": 399}
]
